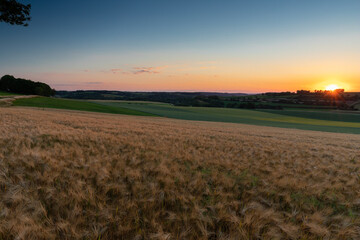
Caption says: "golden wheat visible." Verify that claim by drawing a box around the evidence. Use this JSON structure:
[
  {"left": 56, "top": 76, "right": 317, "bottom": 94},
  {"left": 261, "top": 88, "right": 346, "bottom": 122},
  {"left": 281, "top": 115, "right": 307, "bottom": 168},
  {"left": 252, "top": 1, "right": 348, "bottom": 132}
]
[{"left": 0, "top": 107, "right": 359, "bottom": 239}]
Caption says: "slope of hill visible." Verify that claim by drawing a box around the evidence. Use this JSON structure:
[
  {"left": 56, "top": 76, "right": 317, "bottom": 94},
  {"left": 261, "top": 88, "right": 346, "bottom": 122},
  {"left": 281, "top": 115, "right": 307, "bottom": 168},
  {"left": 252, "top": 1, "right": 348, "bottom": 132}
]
[
  {"left": 11, "top": 97, "right": 360, "bottom": 134},
  {"left": 12, "top": 97, "right": 155, "bottom": 116},
  {"left": 96, "top": 101, "right": 360, "bottom": 134}
]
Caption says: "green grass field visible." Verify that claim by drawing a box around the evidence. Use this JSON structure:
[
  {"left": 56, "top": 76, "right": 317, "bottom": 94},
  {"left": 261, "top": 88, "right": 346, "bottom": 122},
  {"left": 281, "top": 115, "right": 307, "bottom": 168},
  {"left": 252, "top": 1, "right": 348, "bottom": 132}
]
[
  {"left": 0, "top": 91, "right": 19, "bottom": 96},
  {"left": 13, "top": 97, "right": 155, "bottom": 116},
  {"left": 262, "top": 109, "right": 360, "bottom": 122},
  {"left": 95, "top": 101, "right": 360, "bottom": 134},
  {"left": 224, "top": 100, "right": 336, "bottom": 110},
  {"left": 11, "top": 97, "right": 360, "bottom": 134}
]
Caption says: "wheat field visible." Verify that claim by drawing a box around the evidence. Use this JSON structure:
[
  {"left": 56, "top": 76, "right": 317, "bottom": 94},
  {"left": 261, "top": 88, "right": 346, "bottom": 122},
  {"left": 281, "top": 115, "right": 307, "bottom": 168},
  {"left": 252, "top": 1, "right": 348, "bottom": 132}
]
[{"left": 0, "top": 107, "right": 359, "bottom": 239}]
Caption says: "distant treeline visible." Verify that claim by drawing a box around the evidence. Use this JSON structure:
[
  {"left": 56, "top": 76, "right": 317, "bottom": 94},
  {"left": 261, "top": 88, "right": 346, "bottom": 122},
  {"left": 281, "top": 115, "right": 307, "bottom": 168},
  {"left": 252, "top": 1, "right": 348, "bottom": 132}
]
[
  {"left": 0, "top": 75, "right": 55, "bottom": 96},
  {"left": 56, "top": 90, "right": 282, "bottom": 109},
  {"left": 56, "top": 90, "right": 247, "bottom": 105}
]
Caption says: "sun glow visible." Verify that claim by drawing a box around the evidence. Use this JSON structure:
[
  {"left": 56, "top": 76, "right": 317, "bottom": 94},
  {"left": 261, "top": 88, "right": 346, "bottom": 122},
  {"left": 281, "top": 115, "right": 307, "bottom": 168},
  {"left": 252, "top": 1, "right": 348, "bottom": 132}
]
[{"left": 325, "top": 84, "right": 340, "bottom": 91}]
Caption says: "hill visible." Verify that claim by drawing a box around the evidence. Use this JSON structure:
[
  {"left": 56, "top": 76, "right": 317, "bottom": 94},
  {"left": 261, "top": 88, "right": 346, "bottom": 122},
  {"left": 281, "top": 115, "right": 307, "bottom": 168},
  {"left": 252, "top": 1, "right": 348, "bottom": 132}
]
[
  {"left": 11, "top": 97, "right": 360, "bottom": 134},
  {"left": 56, "top": 90, "right": 247, "bottom": 105},
  {"left": 12, "top": 97, "right": 154, "bottom": 116},
  {"left": 96, "top": 101, "right": 360, "bottom": 134}
]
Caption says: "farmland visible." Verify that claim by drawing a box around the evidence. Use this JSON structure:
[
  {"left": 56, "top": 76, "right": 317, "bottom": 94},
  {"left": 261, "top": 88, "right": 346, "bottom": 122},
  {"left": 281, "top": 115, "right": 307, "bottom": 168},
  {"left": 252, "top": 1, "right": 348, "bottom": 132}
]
[
  {"left": 0, "top": 107, "right": 359, "bottom": 239},
  {"left": 9, "top": 97, "right": 360, "bottom": 134},
  {"left": 13, "top": 97, "right": 154, "bottom": 116},
  {"left": 10, "top": 97, "right": 360, "bottom": 134},
  {"left": 96, "top": 101, "right": 360, "bottom": 134}
]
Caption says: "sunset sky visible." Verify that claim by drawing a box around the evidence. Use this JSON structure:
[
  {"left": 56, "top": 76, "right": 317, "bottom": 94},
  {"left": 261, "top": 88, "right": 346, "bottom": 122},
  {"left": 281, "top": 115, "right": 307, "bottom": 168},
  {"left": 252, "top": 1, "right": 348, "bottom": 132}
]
[{"left": 1, "top": 0, "right": 359, "bottom": 93}]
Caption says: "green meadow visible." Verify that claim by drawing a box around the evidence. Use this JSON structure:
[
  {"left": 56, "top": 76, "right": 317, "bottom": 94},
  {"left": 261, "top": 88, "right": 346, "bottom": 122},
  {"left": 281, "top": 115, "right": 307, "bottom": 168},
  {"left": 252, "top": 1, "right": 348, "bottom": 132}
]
[
  {"left": 0, "top": 91, "right": 19, "bottom": 96},
  {"left": 13, "top": 97, "right": 154, "bottom": 116},
  {"left": 96, "top": 101, "right": 360, "bottom": 134},
  {"left": 262, "top": 109, "right": 360, "bottom": 123}
]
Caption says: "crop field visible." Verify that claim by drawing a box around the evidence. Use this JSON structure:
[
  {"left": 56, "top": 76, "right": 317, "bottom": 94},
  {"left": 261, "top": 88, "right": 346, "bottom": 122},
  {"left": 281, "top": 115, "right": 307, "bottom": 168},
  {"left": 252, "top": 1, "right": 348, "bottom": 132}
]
[
  {"left": 96, "top": 101, "right": 360, "bottom": 134},
  {"left": 13, "top": 97, "right": 154, "bottom": 116},
  {"left": 262, "top": 109, "right": 360, "bottom": 123},
  {"left": 10, "top": 97, "right": 360, "bottom": 134},
  {"left": 0, "top": 107, "right": 359, "bottom": 239}
]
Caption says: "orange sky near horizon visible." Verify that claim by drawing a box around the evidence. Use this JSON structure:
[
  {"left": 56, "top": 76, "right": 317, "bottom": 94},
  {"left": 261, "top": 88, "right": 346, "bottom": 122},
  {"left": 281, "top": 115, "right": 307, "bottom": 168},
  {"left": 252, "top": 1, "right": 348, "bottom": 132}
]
[
  {"left": 23, "top": 60, "right": 360, "bottom": 93},
  {"left": 24, "top": 72, "right": 358, "bottom": 93}
]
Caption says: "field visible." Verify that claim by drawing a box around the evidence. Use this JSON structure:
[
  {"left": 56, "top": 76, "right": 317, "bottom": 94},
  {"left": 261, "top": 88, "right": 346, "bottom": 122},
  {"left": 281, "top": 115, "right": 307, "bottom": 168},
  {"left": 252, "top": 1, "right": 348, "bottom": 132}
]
[
  {"left": 355, "top": 103, "right": 360, "bottom": 110},
  {"left": 262, "top": 109, "right": 360, "bottom": 123},
  {"left": 0, "top": 91, "right": 19, "bottom": 96},
  {"left": 96, "top": 101, "right": 360, "bottom": 134},
  {"left": 13, "top": 97, "right": 154, "bottom": 116},
  {"left": 0, "top": 107, "right": 359, "bottom": 239},
  {"left": 10, "top": 97, "right": 360, "bottom": 134}
]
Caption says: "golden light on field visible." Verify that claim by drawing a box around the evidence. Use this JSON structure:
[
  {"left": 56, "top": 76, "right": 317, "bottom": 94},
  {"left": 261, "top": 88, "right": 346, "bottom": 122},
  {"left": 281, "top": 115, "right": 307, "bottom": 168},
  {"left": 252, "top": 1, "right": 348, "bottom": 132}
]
[
  {"left": 1, "top": 107, "right": 360, "bottom": 239},
  {"left": 325, "top": 84, "right": 340, "bottom": 91}
]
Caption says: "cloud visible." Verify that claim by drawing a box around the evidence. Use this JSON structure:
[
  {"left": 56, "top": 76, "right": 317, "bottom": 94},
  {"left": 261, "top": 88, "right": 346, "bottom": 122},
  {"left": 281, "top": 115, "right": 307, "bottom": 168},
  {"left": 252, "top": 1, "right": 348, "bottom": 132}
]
[
  {"left": 52, "top": 83, "right": 77, "bottom": 87},
  {"left": 100, "top": 68, "right": 123, "bottom": 74},
  {"left": 101, "top": 66, "right": 167, "bottom": 75},
  {"left": 85, "top": 82, "right": 103, "bottom": 85},
  {"left": 52, "top": 82, "right": 103, "bottom": 87},
  {"left": 132, "top": 67, "right": 161, "bottom": 75},
  {"left": 110, "top": 68, "right": 122, "bottom": 74}
]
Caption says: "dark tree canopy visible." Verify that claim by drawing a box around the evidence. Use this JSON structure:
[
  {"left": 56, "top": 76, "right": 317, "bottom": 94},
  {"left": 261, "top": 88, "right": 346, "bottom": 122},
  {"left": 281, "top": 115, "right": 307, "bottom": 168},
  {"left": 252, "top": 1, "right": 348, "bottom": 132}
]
[
  {"left": 0, "top": 0, "right": 31, "bottom": 26},
  {"left": 0, "top": 75, "right": 55, "bottom": 96}
]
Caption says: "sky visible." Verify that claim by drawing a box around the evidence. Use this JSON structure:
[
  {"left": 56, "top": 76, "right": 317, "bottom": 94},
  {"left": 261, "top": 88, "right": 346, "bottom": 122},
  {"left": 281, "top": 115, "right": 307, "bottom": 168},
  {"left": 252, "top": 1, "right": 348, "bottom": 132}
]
[{"left": 0, "top": 0, "right": 360, "bottom": 93}]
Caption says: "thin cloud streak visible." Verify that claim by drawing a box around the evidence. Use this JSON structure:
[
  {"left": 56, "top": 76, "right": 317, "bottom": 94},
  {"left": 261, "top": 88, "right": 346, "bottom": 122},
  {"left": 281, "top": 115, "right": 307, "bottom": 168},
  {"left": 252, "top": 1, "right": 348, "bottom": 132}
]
[
  {"left": 85, "top": 82, "right": 103, "bottom": 85},
  {"left": 101, "top": 66, "right": 168, "bottom": 75},
  {"left": 132, "top": 67, "right": 160, "bottom": 75}
]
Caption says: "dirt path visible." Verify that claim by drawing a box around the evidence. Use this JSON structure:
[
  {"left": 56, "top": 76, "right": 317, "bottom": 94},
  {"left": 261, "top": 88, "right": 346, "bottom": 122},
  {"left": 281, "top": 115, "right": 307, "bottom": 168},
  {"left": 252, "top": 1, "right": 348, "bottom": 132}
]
[{"left": 0, "top": 95, "right": 37, "bottom": 106}]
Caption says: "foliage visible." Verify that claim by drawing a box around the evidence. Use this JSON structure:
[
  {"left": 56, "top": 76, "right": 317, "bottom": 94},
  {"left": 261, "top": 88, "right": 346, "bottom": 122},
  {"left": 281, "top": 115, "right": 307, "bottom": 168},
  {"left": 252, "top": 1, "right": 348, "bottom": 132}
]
[
  {"left": 0, "top": 75, "right": 55, "bottom": 96},
  {"left": 0, "top": 107, "right": 359, "bottom": 239},
  {"left": 56, "top": 90, "right": 247, "bottom": 106},
  {"left": 56, "top": 90, "right": 360, "bottom": 110},
  {"left": 0, "top": 0, "right": 31, "bottom": 26}
]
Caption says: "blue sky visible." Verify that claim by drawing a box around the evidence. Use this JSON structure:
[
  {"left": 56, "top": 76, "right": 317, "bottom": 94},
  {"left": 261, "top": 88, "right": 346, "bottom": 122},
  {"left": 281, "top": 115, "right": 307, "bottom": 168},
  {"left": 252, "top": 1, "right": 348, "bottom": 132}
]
[{"left": 1, "top": 0, "right": 359, "bottom": 92}]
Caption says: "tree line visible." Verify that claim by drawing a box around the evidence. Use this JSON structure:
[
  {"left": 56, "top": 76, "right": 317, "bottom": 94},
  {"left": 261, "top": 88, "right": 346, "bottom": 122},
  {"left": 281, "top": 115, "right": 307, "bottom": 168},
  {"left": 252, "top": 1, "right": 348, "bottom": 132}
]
[{"left": 0, "top": 75, "right": 55, "bottom": 96}]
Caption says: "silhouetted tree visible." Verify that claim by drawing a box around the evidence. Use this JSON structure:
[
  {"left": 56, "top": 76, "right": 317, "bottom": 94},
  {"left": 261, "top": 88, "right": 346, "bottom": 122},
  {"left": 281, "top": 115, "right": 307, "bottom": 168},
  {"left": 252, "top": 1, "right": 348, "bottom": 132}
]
[
  {"left": 0, "top": 0, "right": 31, "bottom": 26},
  {"left": 0, "top": 75, "right": 55, "bottom": 96}
]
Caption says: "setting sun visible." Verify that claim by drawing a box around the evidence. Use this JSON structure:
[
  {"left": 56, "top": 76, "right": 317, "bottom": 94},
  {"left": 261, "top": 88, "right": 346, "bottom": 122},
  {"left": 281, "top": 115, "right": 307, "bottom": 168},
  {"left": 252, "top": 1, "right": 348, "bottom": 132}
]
[{"left": 325, "top": 84, "right": 340, "bottom": 91}]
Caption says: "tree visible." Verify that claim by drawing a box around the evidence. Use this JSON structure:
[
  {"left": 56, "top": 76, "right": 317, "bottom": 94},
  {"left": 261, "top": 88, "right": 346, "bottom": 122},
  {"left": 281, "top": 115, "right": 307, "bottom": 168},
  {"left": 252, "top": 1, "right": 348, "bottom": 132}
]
[
  {"left": 0, "top": 0, "right": 31, "bottom": 26},
  {"left": 0, "top": 75, "right": 55, "bottom": 96}
]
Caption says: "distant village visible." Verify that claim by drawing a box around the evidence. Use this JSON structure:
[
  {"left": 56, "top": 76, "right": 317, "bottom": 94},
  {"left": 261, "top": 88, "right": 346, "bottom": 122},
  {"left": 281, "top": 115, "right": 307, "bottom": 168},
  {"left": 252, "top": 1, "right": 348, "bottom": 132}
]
[
  {"left": 259, "top": 89, "right": 360, "bottom": 110},
  {"left": 296, "top": 89, "right": 344, "bottom": 95}
]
